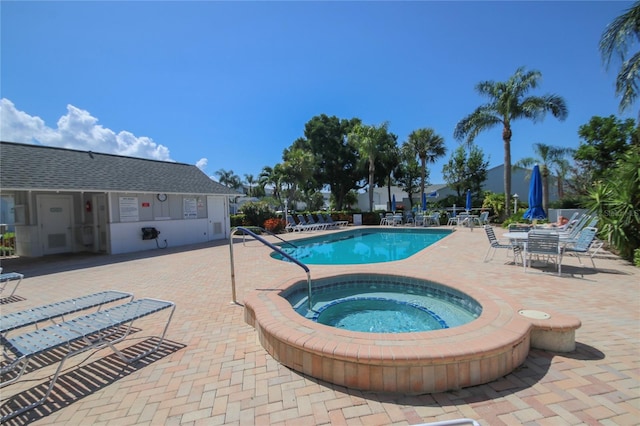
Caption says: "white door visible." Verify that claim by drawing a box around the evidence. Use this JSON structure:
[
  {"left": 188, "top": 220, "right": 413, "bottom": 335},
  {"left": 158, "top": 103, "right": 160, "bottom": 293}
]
[
  {"left": 38, "top": 194, "right": 73, "bottom": 255},
  {"left": 207, "top": 196, "right": 227, "bottom": 241}
]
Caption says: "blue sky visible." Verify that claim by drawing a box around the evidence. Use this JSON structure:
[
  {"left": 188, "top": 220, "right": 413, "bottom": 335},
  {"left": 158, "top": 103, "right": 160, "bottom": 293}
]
[{"left": 1, "top": 1, "right": 636, "bottom": 186}]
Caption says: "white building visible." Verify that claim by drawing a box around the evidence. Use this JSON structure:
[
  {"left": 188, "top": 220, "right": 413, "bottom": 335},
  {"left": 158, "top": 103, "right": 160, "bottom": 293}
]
[{"left": 0, "top": 141, "right": 237, "bottom": 257}]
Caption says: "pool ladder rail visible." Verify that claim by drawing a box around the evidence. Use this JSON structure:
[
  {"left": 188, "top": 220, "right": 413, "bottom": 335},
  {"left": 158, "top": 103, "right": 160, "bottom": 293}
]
[{"left": 229, "top": 227, "right": 314, "bottom": 310}]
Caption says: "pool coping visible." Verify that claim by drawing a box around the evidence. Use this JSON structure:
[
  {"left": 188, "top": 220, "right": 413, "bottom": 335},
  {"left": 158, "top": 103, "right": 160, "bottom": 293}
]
[{"left": 245, "top": 269, "right": 581, "bottom": 394}]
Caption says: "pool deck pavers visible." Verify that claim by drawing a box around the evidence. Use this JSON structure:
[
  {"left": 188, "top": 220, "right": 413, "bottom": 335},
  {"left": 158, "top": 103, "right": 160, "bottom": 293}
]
[{"left": 0, "top": 225, "right": 638, "bottom": 425}]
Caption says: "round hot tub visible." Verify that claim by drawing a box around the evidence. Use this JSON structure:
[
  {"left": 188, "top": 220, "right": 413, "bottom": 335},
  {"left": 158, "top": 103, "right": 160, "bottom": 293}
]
[
  {"left": 244, "top": 273, "right": 538, "bottom": 394},
  {"left": 285, "top": 274, "right": 482, "bottom": 333}
]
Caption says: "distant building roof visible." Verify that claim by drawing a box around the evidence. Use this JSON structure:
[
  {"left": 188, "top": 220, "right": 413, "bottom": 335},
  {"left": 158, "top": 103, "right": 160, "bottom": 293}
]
[{"left": 0, "top": 141, "right": 237, "bottom": 195}]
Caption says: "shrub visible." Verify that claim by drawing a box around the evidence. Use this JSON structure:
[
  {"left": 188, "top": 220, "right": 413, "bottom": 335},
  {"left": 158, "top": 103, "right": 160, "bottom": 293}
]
[
  {"left": 230, "top": 214, "right": 245, "bottom": 228},
  {"left": 241, "top": 201, "right": 276, "bottom": 227},
  {"left": 482, "top": 192, "right": 506, "bottom": 220},
  {"left": 634, "top": 248, "right": 640, "bottom": 268},
  {"left": 264, "top": 218, "right": 286, "bottom": 233}
]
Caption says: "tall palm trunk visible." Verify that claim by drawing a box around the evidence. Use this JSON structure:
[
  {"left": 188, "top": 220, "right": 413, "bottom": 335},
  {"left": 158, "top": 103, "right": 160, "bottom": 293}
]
[
  {"left": 541, "top": 166, "right": 550, "bottom": 215},
  {"left": 368, "top": 156, "right": 375, "bottom": 212},
  {"left": 502, "top": 125, "right": 512, "bottom": 217},
  {"left": 420, "top": 157, "right": 426, "bottom": 199},
  {"left": 557, "top": 177, "right": 564, "bottom": 199}
]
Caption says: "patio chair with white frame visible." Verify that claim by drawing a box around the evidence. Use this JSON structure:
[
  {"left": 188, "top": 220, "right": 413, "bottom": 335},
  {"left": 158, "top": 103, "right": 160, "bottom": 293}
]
[
  {"left": 524, "top": 231, "right": 562, "bottom": 276},
  {"left": 474, "top": 211, "right": 490, "bottom": 226},
  {"left": 561, "top": 227, "right": 602, "bottom": 269},
  {"left": 483, "top": 225, "right": 522, "bottom": 264}
]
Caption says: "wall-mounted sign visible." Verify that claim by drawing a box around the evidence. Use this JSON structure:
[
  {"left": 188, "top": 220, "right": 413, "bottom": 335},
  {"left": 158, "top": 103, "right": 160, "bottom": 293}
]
[
  {"left": 183, "top": 198, "right": 197, "bottom": 219},
  {"left": 119, "top": 197, "right": 139, "bottom": 222}
]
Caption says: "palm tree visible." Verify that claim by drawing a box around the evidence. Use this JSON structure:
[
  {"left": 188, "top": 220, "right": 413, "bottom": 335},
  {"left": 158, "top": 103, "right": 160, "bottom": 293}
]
[
  {"left": 378, "top": 137, "right": 401, "bottom": 211},
  {"left": 282, "top": 148, "right": 315, "bottom": 206},
  {"left": 454, "top": 66, "right": 568, "bottom": 217},
  {"left": 551, "top": 157, "right": 572, "bottom": 199},
  {"left": 406, "top": 128, "right": 446, "bottom": 201},
  {"left": 348, "top": 122, "right": 390, "bottom": 212},
  {"left": 397, "top": 142, "right": 422, "bottom": 209},
  {"left": 244, "top": 174, "right": 255, "bottom": 197},
  {"left": 600, "top": 2, "right": 640, "bottom": 114},
  {"left": 258, "top": 165, "right": 283, "bottom": 206},
  {"left": 514, "top": 143, "right": 573, "bottom": 215},
  {"left": 215, "top": 169, "right": 242, "bottom": 191}
]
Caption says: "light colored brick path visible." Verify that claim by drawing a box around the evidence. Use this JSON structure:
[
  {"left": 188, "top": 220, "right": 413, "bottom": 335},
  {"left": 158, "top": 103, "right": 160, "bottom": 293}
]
[{"left": 1, "top": 226, "right": 638, "bottom": 425}]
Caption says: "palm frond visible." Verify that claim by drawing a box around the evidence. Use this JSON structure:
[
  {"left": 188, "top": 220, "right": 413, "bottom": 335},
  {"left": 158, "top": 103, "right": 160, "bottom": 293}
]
[
  {"left": 600, "top": 1, "right": 640, "bottom": 66},
  {"left": 453, "top": 108, "right": 502, "bottom": 145},
  {"left": 520, "top": 94, "right": 568, "bottom": 122},
  {"left": 615, "top": 50, "right": 640, "bottom": 111}
]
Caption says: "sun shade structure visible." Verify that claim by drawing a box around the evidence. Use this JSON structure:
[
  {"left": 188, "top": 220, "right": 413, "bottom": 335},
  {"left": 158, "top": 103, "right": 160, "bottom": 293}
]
[{"left": 523, "top": 164, "right": 546, "bottom": 221}]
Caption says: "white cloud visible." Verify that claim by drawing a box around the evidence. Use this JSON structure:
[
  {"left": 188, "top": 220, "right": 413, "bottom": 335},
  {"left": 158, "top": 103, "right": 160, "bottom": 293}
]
[
  {"left": 195, "top": 158, "right": 208, "bottom": 170},
  {"left": 0, "top": 98, "right": 173, "bottom": 161}
]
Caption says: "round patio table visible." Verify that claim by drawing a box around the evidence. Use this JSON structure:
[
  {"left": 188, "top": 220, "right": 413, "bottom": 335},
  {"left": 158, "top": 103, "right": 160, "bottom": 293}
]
[{"left": 502, "top": 231, "right": 529, "bottom": 241}]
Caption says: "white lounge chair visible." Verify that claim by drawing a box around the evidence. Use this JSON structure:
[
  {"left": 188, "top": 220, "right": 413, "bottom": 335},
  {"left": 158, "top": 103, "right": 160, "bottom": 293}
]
[
  {"left": 0, "top": 290, "right": 133, "bottom": 338},
  {"left": 305, "top": 214, "right": 329, "bottom": 230},
  {"left": 0, "top": 298, "right": 175, "bottom": 421},
  {"left": 0, "top": 271, "right": 24, "bottom": 298},
  {"left": 474, "top": 211, "right": 489, "bottom": 226},
  {"left": 297, "top": 214, "right": 322, "bottom": 231},
  {"left": 316, "top": 214, "right": 338, "bottom": 229},
  {"left": 561, "top": 227, "right": 602, "bottom": 269},
  {"left": 324, "top": 214, "right": 348, "bottom": 227},
  {"left": 285, "top": 215, "right": 304, "bottom": 232}
]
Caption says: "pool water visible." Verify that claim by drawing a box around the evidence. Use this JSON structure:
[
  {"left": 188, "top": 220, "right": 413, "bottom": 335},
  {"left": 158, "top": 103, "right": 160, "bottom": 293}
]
[
  {"left": 315, "top": 298, "right": 448, "bottom": 333},
  {"left": 271, "top": 228, "right": 451, "bottom": 265},
  {"left": 283, "top": 274, "right": 481, "bottom": 333}
]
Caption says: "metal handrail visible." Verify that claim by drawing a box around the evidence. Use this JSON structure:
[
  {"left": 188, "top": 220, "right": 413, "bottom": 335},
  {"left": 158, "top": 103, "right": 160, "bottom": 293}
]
[{"left": 229, "top": 227, "right": 312, "bottom": 309}]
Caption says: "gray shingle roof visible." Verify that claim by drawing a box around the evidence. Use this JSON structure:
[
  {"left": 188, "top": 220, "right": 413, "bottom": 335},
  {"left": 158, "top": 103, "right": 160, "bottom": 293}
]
[{"left": 0, "top": 141, "right": 237, "bottom": 195}]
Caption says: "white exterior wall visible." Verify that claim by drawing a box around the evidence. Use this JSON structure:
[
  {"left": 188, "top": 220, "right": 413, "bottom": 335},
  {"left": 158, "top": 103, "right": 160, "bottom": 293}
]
[
  {"left": 109, "top": 218, "right": 210, "bottom": 255},
  {"left": 108, "top": 194, "right": 230, "bottom": 255},
  {"left": 357, "top": 187, "right": 408, "bottom": 211}
]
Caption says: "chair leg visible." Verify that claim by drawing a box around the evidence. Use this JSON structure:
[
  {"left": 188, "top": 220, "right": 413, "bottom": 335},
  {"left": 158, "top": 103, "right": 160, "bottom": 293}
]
[
  {"left": 484, "top": 246, "right": 493, "bottom": 262},
  {"left": 512, "top": 246, "right": 522, "bottom": 266}
]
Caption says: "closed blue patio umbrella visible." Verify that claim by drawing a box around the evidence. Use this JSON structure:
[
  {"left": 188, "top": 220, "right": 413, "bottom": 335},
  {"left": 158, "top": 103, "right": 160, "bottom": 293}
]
[
  {"left": 465, "top": 189, "right": 472, "bottom": 212},
  {"left": 523, "top": 164, "right": 546, "bottom": 221},
  {"left": 421, "top": 192, "right": 427, "bottom": 211},
  {"left": 391, "top": 194, "right": 396, "bottom": 213}
]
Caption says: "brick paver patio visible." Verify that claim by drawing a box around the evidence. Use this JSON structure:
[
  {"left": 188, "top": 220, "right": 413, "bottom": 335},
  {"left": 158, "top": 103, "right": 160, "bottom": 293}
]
[{"left": 1, "top": 225, "right": 638, "bottom": 425}]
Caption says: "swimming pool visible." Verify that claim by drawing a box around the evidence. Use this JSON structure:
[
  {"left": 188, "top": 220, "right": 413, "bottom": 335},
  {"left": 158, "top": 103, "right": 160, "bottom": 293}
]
[{"left": 271, "top": 228, "right": 452, "bottom": 264}]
